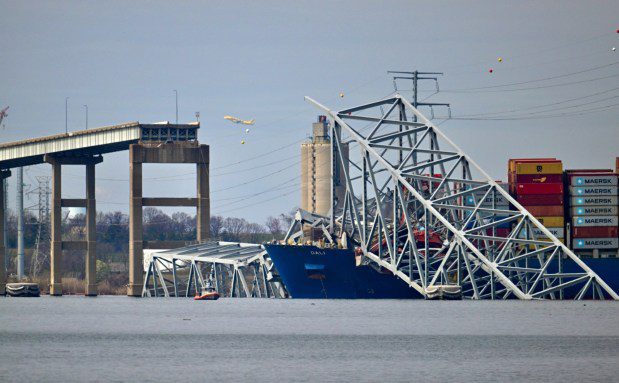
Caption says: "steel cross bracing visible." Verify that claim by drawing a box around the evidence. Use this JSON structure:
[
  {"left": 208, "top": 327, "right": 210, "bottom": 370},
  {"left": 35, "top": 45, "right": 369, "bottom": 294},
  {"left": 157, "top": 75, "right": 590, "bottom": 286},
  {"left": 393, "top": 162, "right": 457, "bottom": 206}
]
[
  {"left": 142, "top": 241, "right": 288, "bottom": 298},
  {"left": 305, "top": 94, "right": 618, "bottom": 300}
]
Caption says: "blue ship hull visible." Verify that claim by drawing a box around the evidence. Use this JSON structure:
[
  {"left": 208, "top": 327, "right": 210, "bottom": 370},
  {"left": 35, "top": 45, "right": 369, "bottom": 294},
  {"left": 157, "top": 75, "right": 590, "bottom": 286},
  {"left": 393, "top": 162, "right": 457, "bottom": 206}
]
[
  {"left": 265, "top": 245, "right": 619, "bottom": 299},
  {"left": 264, "top": 245, "right": 421, "bottom": 299},
  {"left": 562, "top": 258, "right": 619, "bottom": 297}
]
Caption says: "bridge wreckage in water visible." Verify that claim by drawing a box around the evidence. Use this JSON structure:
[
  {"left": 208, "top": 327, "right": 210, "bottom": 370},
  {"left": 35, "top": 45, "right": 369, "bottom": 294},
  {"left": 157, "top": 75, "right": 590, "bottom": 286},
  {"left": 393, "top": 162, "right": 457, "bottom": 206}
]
[
  {"left": 144, "top": 93, "right": 618, "bottom": 300},
  {"left": 280, "top": 93, "right": 618, "bottom": 300}
]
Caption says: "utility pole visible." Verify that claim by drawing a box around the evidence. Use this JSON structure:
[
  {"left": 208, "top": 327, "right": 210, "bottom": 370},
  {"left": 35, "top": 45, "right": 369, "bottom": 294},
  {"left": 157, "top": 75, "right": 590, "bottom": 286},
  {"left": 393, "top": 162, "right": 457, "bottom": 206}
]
[
  {"left": 1, "top": 107, "right": 7, "bottom": 272},
  {"left": 16, "top": 167, "right": 24, "bottom": 280},
  {"left": 65, "top": 97, "right": 69, "bottom": 134},
  {"left": 83, "top": 104, "right": 88, "bottom": 130},
  {"left": 173, "top": 90, "right": 178, "bottom": 124}
]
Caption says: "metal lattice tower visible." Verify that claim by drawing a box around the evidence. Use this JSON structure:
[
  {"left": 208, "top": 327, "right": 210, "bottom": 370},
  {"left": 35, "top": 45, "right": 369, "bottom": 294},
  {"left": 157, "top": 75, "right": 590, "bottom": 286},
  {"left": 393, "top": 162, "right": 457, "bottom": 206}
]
[
  {"left": 2, "top": 179, "right": 6, "bottom": 270},
  {"left": 28, "top": 176, "right": 51, "bottom": 278},
  {"left": 303, "top": 93, "right": 618, "bottom": 300}
]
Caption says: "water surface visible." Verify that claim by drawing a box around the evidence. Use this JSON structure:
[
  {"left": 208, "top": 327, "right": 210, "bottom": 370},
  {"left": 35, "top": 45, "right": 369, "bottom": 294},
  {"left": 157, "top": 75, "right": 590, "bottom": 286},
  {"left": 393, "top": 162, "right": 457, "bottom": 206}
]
[{"left": 1, "top": 297, "right": 618, "bottom": 382}]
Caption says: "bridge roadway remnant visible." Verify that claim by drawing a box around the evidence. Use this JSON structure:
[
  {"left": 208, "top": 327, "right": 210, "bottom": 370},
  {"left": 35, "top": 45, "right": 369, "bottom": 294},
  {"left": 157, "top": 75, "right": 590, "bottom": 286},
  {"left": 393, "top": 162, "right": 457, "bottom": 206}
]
[{"left": 0, "top": 122, "right": 210, "bottom": 296}]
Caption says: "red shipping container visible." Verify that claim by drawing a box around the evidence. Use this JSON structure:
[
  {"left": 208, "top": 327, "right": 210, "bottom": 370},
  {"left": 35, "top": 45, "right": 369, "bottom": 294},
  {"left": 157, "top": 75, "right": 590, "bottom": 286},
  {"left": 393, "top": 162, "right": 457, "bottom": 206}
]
[
  {"left": 486, "top": 227, "right": 512, "bottom": 238},
  {"left": 485, "top": 228, "right": 511, "bottom": 237},
  {"left": 525, "top": 205, "right": 564, "bottom": 216},
  {"left": 515, "top": 183, "right": 563, "bottom": 195},
  {"left": 572, "top": 226, "right": 618, "bottom": 238},
  {"left": 509, "top": 173, "right": 563, "bottom": 184},
  {"left": 496, "top": 228, "right": 510, "bottom": 237},
  {"left": 516, "top": 194, "right": 564, "bottom": 206}
]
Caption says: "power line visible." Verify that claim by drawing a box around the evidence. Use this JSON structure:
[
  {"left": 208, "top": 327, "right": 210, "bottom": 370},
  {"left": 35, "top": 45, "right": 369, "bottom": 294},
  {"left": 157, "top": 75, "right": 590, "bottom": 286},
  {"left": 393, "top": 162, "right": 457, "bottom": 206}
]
[
  {"left": 442, "top": 61, "right": 619, "bottom": 92},
  {"left": 214, "top": 175, "right": 299, "bottom": 203},
  {"left": 449, "top": 101, "right": 619, "bottom": 121},
  {"left": 212, "top": 160, "right": 301, "bottom": 193},
  {"left": 442, "top": 72, "right": 619, "bottom": 94},
  {"left": 453, "top": 86, "right": 619, "bottom": 118},
  {"left": 492, "top": 94, "right": 619, "bottom": 117},
  {"left": 441, "top": 30, "right": 614, "bottom": 73},
  {"left": 214, "top": 183, "right": 299, "bottom": 210},
  {"left": 214, "top": 189, "right": 298, "bottom": 216}
]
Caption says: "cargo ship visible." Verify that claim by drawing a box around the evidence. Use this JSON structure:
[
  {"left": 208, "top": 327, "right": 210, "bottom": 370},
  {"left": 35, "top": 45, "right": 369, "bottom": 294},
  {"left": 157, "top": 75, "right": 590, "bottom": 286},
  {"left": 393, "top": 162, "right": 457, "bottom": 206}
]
[
  {"left": 264, "top": 244, "right": 619, "bottom": 299},
  {"left": 264, "top": 244, "right": 421, "bottom": 299},
  {"left": 265, "top": 156, "right": 619, "bottom": 299}
]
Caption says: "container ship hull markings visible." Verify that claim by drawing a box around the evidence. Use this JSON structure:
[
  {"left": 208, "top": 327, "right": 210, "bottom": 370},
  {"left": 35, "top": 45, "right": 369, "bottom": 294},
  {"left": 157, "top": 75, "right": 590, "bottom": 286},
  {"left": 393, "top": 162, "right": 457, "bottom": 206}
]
[{"left": 264, "top": 245, "right": 421, "bottom": 299}]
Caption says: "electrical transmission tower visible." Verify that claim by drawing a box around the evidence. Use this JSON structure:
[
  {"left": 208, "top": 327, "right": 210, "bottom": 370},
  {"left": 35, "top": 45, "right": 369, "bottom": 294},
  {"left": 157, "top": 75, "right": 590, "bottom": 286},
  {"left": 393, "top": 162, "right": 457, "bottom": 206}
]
[
  {"left": 388, "top": 70, "right": 451, "bottom": 120},
  {"left": 2, "top": 178, "right": 6, "bottom": 271},
  {"left": 27, "top": 176, "right": 51, "bottom": 278}
]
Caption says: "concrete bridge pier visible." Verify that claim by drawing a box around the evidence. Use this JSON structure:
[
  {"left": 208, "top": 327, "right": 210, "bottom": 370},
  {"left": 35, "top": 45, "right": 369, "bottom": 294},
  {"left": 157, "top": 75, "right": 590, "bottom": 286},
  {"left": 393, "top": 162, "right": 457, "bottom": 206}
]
[
  {"left": 45, "top": 154, "right": 102, "bottom": 296},
  {"left": 0, "top": 169, "right": 11, "bottom": 295},
  {"left": 127, "top": 142, "right": 210, "bottom": 297}
]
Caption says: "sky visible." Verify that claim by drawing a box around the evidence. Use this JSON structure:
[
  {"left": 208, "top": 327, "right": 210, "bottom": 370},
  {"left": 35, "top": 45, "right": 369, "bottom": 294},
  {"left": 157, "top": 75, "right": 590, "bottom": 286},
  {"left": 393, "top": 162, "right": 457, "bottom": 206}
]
[{"left": 1, "top": 1, "right": 618, "bottom": 224}]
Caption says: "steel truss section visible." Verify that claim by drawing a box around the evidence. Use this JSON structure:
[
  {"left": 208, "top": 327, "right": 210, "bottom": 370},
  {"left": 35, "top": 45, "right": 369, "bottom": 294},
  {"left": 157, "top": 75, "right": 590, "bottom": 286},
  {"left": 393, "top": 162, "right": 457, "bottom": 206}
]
[
  {"left": 285, "top": 209, "right": 334, "bottom": 245},
  {"left": 304, "top": 94, "right": 618, "bottom": 300},
  {"left": 142, "top": 241, "right": 288, "bottom": 298}
]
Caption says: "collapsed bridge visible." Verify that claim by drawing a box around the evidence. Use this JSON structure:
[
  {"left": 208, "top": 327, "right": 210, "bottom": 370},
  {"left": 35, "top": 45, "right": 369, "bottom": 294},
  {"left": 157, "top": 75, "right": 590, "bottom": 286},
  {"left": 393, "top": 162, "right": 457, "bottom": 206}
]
[
  {"left": 142, "top": 241, "right": 287, "bottom": 298},
  {"left": 288, "top": 94, "right": 619, "bottom": 300}
]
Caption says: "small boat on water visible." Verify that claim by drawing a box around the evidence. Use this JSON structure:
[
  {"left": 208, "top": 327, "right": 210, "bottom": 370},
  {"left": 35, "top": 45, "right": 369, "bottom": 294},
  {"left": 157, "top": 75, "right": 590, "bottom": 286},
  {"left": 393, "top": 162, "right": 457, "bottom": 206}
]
[
  {"left": 194, "top": 286, "right": 220, "bottom": 301},
  {"left": 6, "top": 282, "right": 40, "bottom": 297}
]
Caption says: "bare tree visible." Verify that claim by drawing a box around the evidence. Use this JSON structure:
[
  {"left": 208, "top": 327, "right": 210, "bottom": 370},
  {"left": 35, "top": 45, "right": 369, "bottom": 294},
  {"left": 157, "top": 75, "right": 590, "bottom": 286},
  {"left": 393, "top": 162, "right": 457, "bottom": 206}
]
[
  {"left": 223, "top": 217, "right": 248, "bottom": 241},
  {"left": 245, "top": 222, "right": 267, "bottom": 243},
  {"left": 210, "top": 215, "right": 224, "bottom": 238},
  {"left": 265, "top": 216, "right": 282, "bottom": 237}
]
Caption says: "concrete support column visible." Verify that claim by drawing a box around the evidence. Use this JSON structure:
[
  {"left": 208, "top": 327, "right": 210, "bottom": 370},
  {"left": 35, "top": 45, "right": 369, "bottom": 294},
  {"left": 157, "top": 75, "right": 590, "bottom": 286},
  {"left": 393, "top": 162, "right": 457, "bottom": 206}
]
[
  {"left": 0, "top": 170, "right": 10, "bottom": 295},
  {"left": 50, "top": 162, "right": 62, "bottom": 296},
  {"left": 85, "top": 163, "right": 97, "bottom": 296},
  {"left": 197, "top": 149, "right": 210, "bottom": 241},
  {"left": 128, "top": 155, "right": 143, "bottom": 296},
  {"left": 127, "top": 142, "right": 209, "bottom": 296}
]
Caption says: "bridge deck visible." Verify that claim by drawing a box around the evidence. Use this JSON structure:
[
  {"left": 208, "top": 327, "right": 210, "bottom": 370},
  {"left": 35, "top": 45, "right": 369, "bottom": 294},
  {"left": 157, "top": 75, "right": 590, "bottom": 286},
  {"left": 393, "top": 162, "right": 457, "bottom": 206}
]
[
  {"left": 0, "top": 121, "right": 199, "bottom": 168},
  {"left": 149, "top": 241, "right": 267, "bottom": 267}
]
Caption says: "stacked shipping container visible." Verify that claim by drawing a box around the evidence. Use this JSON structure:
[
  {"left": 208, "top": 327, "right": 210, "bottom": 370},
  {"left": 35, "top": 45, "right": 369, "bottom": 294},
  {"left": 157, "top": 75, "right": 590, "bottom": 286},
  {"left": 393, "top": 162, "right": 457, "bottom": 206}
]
[
  {"left": 509, "top": 158, "right": 565, "bottom": 242},
  {"left": 566, "top": 170, "right": 619, "bottom": 252}
]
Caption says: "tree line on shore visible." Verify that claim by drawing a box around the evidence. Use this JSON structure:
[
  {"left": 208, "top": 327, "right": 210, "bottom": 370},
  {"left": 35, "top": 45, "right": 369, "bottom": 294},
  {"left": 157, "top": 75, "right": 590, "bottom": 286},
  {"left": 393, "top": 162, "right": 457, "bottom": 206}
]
[{"left": 3, "top": 207, "right": 295, "bottom": 290}]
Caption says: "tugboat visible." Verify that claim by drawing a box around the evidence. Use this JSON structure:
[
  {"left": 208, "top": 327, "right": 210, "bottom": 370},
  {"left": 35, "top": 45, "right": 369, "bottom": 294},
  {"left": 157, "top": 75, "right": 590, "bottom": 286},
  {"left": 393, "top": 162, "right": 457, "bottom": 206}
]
[{"left": 194, "top": 281, "right": 220, "bottom": 301}]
